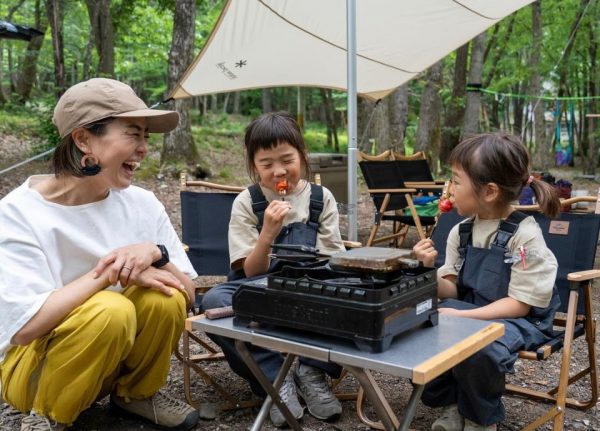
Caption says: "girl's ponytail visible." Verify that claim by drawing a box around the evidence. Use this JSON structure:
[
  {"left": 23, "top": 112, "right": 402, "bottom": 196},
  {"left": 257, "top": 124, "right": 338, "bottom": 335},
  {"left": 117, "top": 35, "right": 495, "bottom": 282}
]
[{"left": 529, "top": 178, "right": 561, "bottom": 218}]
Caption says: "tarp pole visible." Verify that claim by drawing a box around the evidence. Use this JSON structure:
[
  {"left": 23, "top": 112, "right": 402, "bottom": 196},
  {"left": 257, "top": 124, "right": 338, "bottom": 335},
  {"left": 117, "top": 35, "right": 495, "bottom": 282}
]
[{"left": 346, "top": 0, "right": 358, "bottom": 241}]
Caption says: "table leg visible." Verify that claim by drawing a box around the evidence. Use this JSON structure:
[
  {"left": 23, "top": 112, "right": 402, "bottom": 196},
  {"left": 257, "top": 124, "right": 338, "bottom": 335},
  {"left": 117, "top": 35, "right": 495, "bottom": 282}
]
[
  {"left": 345, "top": 365, "right": 400, "bottom": 431},
  {"left": 399, "top": 383, "right": 424, "bottom": 431},
  {"left": 346, "top": 365, "right": 424, "bottom": 431},
  {"left": 235, "top": 339, "right": 302, "bottom": 431}
]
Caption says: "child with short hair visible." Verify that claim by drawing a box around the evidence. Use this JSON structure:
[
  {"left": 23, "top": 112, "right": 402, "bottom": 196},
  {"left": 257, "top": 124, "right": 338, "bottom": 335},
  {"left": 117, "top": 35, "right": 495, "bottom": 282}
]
[
  {"left": 413, "top": 133, "right": 561, "bottom": 430},
  {"left": 202, "top": 111, "right": 345, "bottom": 427}
]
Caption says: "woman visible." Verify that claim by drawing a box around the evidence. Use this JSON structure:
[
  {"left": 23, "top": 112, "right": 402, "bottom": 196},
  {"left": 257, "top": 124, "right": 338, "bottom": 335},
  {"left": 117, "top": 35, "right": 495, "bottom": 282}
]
[{"left": 0, "top": 78, "right": 199, "bottom": 431}]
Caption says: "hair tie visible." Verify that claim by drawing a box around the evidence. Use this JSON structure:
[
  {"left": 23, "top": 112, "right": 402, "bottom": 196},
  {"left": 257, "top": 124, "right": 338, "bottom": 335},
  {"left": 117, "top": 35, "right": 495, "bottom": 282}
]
[{"left": 526, "top": 175, "right": 534, "bottom": 186}]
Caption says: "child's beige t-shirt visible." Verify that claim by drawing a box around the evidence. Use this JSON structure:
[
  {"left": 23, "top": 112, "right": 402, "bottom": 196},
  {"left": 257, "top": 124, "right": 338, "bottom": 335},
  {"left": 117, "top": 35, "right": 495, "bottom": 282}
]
[
  {"left": 437, "top": 215, "right": 557, "bottom": 308},
  {"left": 228, "top": 181, "right": 345, "bottom": 269}
]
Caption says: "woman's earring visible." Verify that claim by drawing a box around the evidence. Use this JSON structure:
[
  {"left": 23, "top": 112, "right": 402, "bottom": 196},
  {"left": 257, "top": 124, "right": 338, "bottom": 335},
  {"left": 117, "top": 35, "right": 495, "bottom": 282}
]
[{"left": 80, "top": 154, "right": 101, "bottom": 176}]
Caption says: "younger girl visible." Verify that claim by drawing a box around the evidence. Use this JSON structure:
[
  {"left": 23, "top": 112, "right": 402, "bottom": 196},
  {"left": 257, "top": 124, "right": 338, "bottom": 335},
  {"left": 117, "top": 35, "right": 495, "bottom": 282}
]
[
  {"left": 202, "top": 112, "right": 345, "bottom": 427},
  {"left": 413, "top": 133, "right": 560, "bottom": 431}
]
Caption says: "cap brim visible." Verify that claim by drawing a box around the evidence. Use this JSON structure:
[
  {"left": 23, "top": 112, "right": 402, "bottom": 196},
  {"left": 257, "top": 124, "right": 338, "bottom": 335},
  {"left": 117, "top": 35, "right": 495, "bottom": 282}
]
[{"left": 114, "top": 109, "right": 180, "bottom": 133}]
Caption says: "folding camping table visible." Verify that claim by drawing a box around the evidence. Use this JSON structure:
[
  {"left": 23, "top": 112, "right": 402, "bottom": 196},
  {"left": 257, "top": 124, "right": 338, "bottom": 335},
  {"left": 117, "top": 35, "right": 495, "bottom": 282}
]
[{"left": 186, "top": 315, "right": 504, "bottom": 431}]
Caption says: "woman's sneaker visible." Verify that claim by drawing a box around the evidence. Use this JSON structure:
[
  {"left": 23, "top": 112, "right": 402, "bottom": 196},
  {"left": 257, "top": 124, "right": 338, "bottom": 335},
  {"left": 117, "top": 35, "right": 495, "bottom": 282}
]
[
  {"left": 269, "top": 373, "right": 304, "bottom": 427},
  {"left": 431, "top": 404, "right": 464, "bottom": 431},
  {"left": 464, "top": 418, "right": 497, "bottom": 431},
  {"left": 20, "top": 413, "right": 65, "bottom": 431},
  {"left": 111, "top": 391, "right": 198, "bottom": 430},
  {"left": 293, "top": 363, "right": 342, "bottom": 421}
]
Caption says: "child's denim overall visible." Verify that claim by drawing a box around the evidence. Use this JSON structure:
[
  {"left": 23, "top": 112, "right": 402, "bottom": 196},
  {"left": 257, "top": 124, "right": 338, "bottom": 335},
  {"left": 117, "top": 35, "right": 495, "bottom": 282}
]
[
  {"left": 422, "top": 211, "right": 560, "bottom": 426},
  {"left": 202, "top": 183, "right": 341, "bottom": 395}
]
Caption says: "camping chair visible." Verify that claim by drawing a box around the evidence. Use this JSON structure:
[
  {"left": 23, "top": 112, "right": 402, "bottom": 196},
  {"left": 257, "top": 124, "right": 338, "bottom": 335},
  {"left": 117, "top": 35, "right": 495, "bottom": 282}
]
[
  {"left": 391, "top": 151, "right": 446, "bottom": 192},
  {"left": 359, "top": 160, "right": 437, "bottom": 247},
  {"left": 177, "top": 173, "right": 260, "bottom": 413},
  {"left": 357, "top": 149, "right": 392, "bottom": 161},
  {"left": 430, "top": 196, "right": 600, "bottom": 431}
]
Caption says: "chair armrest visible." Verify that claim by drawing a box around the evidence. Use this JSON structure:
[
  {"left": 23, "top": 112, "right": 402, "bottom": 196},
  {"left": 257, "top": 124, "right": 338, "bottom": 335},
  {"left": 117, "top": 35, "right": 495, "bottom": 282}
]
[
  {"left": 567, "top": 269, "right": 600, "bottom": 282},
  {"left": 184, "top": 180, "right": 245, "bottom": 192},
  {"left": 343, "top": 240, "right": 362, "bottom": 249},
  {"left": 367, "top": 188, "right": 418, "bottom": 194},
  {"left": 404, "top": 182, "right": 445, "bottom": 190}
]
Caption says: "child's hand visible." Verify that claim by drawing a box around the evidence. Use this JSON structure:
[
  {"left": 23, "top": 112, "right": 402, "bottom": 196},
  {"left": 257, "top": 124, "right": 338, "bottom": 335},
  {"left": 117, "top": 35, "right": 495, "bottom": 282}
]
[
  {"left": 262, "top": 199, "right": 292, "bottom": 241},
  {"left": 413, "top": 238, "right": 438, "bottom": 267}
]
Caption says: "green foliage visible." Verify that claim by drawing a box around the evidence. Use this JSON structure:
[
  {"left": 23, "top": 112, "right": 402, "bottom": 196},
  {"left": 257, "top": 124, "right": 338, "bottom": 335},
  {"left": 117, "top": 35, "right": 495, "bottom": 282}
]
[{"left": 303, "top": 121, "right": 348, "bottom": 153}]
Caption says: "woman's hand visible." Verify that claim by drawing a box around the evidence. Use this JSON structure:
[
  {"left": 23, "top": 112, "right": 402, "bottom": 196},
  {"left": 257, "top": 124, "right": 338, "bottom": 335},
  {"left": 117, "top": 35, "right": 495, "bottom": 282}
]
[
  {"left": 260, "top": 200, "right": 292, "bottom": 242},
  {"left": 133, "top": 266, "right": 186, "bottom": 297},
  {"left": 92, "top": 242, "right": 159, "bottom": 286},
  {"left": 413, "top": 238, "right": 438, "bottom": 268}
]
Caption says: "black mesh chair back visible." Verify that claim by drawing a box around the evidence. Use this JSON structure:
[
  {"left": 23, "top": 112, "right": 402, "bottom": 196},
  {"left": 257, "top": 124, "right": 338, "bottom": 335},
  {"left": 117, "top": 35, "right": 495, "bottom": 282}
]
[
  {"left": 359, "top": 160, "right": 410, "bottom": 212},
  {"left": 180, "top": 190, "right": 237, "bottom": 276},
  {"left": 527, "top": 211, "right": 600, "bottom": 313},
  {"left": 394, "top": 159, "right": 435, "bottom": 182}
]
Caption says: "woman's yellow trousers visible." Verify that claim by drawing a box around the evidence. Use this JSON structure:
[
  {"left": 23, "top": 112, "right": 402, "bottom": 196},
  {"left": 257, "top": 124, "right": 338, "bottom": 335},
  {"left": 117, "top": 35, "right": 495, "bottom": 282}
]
[{"left": 0, "top": 287, "right": 186, "bottom": 425}]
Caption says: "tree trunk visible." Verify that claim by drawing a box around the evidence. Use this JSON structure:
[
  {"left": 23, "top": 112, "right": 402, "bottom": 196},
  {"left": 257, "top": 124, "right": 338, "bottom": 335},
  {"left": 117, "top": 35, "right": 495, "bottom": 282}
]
[
  {"left": 462, "top": 32, "right": 486, "bottom": 137},
  {"left": 222, "top": 92, "right": 231, "bottom": 114},
  {"left": 512, "top": 83, "right": 524, "bottom": 135},
  {"left": 557, "top": 0, "right": 591, "bottom": 97},
  {"left": 46, "top": 0, "right": 66, "bottom": 97},
  {"left": 357, "top": 98, "right": 390, "bottom": 154},
  {"left": 0, "top": 43, "right": 5, "bottom": 104},
  {"left": 320, "top": 89, "right": 339, "bottom": 151},
  {"left": 8, "top": 46, "right": 16, "bottom": 93},
  {"left": 483, "top": 15, "right": 515, "bottom": 88},
  {"left": 262, "top": 88, "right": 273, "bottom": 113},
  {"left": 530, "top": 1, "right": 550, "bottom": 170},
  {"left": 358, "top": 98, "right": 376, "bottom": 153},
  {"left": 82, "top": 28, "right": 94, "bottom": 80},
  {"left": 415, "top": 60, "right": 443, "bottom": 164},
  {"left": 85, "top": 0, "right": 115, "bottom": 77},
  {"left": 372, "top": 100, "right": 391, "bottom": 153},
  {"left": 388, "top": 84, "right": 409, "bottom": 154},
  {"left": 233, "top": 91, "right": 241, "bottom": 114},
  {"left": 2, "top": 0, "right": 27, "bottom": 101},
  {"left": 162, "top": 0, "right": 199, "bottom": 167},
  {"left": 16, "top": 0, "right": 48, "bottom": 101},
  {"left": 440, "top": 43, "right": 469, "bottom": 164}
]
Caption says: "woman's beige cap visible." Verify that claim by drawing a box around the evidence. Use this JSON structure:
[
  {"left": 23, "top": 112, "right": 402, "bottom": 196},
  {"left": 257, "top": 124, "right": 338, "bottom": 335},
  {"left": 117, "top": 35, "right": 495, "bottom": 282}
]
[{"left": 52, "top": 78, "right": 180, "bottom": 139}]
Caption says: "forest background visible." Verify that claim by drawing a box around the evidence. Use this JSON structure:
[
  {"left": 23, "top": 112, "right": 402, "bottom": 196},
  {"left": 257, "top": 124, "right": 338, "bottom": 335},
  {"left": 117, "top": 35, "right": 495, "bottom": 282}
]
[{"left": 1, "top": 0, "right": 600, "bottom": 181}]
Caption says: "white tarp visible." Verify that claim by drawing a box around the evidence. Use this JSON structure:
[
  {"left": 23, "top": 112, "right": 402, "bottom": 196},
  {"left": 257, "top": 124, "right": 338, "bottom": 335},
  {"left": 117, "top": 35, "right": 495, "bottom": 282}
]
[{"left": 171, "top": 0, "right": 535, "bottom": 101}]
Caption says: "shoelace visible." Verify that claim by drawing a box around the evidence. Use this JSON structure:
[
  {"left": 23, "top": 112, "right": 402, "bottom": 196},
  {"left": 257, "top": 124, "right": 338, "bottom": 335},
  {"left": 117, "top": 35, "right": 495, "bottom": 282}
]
[
  {"left": 279, "top": 375, "right": 297, "bottom": 403},
  {"left": 22, "top": 414, "right": 60, "bottom": 431},
  {"left": 297, "top": 368, "right": 332, "bottom": 399},
  {"left": 152, "top": 391, "right": 191, "bottom": 420}
]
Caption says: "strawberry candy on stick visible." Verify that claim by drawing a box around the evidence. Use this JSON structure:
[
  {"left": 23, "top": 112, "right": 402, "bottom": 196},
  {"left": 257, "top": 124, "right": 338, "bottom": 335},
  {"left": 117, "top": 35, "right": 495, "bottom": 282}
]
[{"left": 276, "top": 180, "right": 288, "bottom": 200}]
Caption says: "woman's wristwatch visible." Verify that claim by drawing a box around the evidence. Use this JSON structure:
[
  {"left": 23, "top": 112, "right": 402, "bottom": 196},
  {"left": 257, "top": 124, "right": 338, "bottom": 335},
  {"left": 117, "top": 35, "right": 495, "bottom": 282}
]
[{"left": 151, "top": 244, "right": 170, "bottom": 268}]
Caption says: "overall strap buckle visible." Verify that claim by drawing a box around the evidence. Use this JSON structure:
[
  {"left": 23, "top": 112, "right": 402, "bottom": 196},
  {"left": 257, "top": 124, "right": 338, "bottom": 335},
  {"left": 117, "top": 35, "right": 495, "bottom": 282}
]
[{"left": 492, "top": 211, "right": 528, "bottom": 249}]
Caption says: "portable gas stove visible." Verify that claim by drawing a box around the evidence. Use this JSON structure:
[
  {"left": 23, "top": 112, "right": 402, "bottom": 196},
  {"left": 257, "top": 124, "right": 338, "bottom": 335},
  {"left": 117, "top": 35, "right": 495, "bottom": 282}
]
[{"left": 232, "top": 247, "right": 438, "bottom": 352}]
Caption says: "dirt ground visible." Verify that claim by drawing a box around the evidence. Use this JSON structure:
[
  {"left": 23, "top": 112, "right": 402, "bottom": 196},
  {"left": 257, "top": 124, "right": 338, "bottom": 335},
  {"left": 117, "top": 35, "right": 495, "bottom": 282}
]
[{"left": 1, "top": 136, "right": 600, "bottom": 431}]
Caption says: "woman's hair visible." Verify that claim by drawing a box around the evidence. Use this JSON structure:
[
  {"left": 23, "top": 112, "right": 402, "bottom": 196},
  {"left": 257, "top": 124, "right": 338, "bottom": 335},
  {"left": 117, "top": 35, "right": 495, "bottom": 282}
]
[
  {"left": 449, "top": 133, "right": 560, "bottom": 218},
  {"left": 52, "top": 118, "right": 113, "bottom": 177},
  {"left": 244, "top": 111, "right": 311, "bottom": 183}
]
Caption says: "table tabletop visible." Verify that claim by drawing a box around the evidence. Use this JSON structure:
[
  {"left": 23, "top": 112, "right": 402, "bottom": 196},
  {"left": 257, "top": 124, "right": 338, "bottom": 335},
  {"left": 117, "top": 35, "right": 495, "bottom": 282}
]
[{"left": 189, "top": 314, "right": 504, "bottom": 385}]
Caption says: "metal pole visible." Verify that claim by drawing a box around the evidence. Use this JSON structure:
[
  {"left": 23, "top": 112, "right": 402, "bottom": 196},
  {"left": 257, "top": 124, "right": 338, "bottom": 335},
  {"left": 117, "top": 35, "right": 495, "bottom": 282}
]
[{"left": 346, "top": 0, "right": 358, "bottom": 241}]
